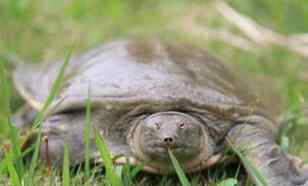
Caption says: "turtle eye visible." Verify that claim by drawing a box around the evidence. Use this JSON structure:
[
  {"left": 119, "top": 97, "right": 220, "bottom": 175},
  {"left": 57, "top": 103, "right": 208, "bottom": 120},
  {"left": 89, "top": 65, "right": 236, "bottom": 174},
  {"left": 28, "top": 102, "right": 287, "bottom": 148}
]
[
  {"left": 154, "top": 122, "right": 161, "bottom": 130},
  {"left": 178, "top": 122, "right": 185, "bottom": 129}
]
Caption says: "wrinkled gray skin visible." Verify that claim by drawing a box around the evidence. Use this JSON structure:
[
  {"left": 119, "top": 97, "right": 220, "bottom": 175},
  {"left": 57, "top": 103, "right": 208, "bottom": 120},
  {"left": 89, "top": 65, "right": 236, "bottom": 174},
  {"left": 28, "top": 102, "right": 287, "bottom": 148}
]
[{"left": 13, "top": 39, "right": 308, "bottom": 185}]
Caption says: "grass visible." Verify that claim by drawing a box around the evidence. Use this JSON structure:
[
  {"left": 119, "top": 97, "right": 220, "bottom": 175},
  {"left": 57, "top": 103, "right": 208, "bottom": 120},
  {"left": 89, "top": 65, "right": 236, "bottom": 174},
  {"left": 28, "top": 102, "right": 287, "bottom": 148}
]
[
  {"left": 95, "top": 128, "right": 121, "bottom": 186},
  {"left": 227, "top": 141, "right": 268, "bottom": 186},
  {"left": 25, "top": 45, "right": 73, "bottom": 186},
  {"left": 62, "top": 143, "right": 70, "bottom": 186},
  {"left": 217, "top": 179, "right": 238, "bottom": 186},
  {"left": 0, "top": 0, "right": 308, "bottom": 185},
  {"left": 168, "top": 149, "right": 191, "bottom": 186},
  {"left": 84, "top": 83, "right": 92, "bottom": 179}
]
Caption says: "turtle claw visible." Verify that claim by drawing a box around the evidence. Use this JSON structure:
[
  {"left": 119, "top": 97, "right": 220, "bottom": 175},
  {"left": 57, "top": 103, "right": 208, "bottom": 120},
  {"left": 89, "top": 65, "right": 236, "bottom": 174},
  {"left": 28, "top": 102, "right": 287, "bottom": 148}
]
[
  {"left": 289, "top": 155, "right": 308, "bottom": 176},
  {"left": 300, "top": 164, "right": 308, "bottom": 186},
  {"left": 288, "top": 155, "right": 308, "bottom": 186},
  {"left": 289, "top": 155, "right": 307, "bottom": 171}
]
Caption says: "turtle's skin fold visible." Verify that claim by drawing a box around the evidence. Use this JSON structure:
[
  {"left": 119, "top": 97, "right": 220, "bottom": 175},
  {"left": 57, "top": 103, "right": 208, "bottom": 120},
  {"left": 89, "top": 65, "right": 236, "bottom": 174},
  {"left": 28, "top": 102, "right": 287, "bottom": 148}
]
[{"left": 12, "top": 39, "right": 308, "bottom": 186}]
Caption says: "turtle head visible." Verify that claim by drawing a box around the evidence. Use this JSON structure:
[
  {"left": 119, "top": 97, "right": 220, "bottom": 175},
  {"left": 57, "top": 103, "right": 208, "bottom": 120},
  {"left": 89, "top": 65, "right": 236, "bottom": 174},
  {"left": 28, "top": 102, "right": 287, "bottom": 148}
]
[
  {"left": 128, "top": 111, "right": 214, "bottom": 173},
  {"left": 141, "top": 112, "right": 204, "bottom": 160}
]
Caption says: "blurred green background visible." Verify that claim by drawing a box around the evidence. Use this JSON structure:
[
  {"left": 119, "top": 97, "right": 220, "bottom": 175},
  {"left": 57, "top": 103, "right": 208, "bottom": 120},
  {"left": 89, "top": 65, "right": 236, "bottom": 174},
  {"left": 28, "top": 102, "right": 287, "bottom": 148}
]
[{"left": 0, "top": 0, "right": 308, "bottom": 184}]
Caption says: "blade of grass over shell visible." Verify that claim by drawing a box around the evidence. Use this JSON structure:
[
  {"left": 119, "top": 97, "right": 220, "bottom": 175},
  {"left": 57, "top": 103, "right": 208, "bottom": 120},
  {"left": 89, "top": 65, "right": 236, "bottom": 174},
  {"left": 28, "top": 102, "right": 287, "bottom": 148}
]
[
  {"left": 62, "top": 143, "right": 70, "bottom": 186},
  {"left": 95, "top": 131, "right": 121, "bottom": 186},
  {"left": 84, "top": 84, "right": 92, "bottom": 178},
  {"left": 227, "top": 140, "right": 269, "bottom": 186},
  {"left": 168, "top": 149, "right": 191, "bottom": 186},
  {"left": 0, "top": 62, "right": 24, "bottom": 178},
  {"left": 27, "top": 47, "right": 73, "bottom": 183},
  {"left": 33, "top": 46, "right": 73, "bottom": 128}
]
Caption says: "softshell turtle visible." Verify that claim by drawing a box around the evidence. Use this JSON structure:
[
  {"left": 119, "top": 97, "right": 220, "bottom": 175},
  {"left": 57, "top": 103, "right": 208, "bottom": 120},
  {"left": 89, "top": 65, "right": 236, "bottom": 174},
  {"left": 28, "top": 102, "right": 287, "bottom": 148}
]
[{"left": 12, "top": 39, "right": 308, "bottom": 185}]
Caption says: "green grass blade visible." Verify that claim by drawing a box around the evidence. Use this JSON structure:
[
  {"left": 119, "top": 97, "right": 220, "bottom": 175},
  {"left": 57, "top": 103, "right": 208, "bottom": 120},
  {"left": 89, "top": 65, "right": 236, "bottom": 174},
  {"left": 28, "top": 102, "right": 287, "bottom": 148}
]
[
  {"left": 84, "top": 85, "right": 92, "bottom": 179},
  {"left": 7, "top": 163, "right": 21, "bottom": 186},
  {"left": 95, "top": 132, "right": 121, "bottom": 186},
  {"left": 0, "top": 62, "right": 24, "bottom": 178},
  {"left": 0, "top": 60, "right": 10, "bottom": 124},
  {"left": 168, "top": 149, "right": 191, "bottom": 186},
  {"left": 7, "top": 123, "right": 24, "bottom": 177},
  {"left": 120, "top": 160, "right": 143, "bottom": 186},
  {"left": 0, "top": 159, "right": 6, "bottom": 174},
  {"left": 115, "top": 165, "right": 124, "bottom": 183},
  {"left": 6, "top": 153, "right": 21, "bottom": 186},
  {"left": 62, "top": 143, "right": 70, "bottom": 186},
  {"left": 27, "top": 128, "right": 41, "bottom": 181},
  {"left": 230, "top": 144, "right": 269, "bottom": 186},
  {"left": 280, "top": 135, "right": 289, "bottom": 152},
  {"left": 33, "top": 47, "right": 73, "bottom": 128},
  {"left": 217, "top": 178, "right": 238, "bottom": 186},
  {"left": 28, "top": 47, "right": 73, "bottom": 183},
  {"left": 129, "top": 163, "right": 143, "bottom": 180}
]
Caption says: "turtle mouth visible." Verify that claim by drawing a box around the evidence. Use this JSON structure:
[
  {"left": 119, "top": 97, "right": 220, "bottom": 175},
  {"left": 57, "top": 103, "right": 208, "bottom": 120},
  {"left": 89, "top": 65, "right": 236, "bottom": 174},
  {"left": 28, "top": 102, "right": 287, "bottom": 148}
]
[
  {"left": 158, "top": 146, "right": 183, "bottom": 150},
  {"left": 151, "top": 146, "right": 184, "bottom": 158},
  {"left": 151, "top": 144, "right": 185, "bottom": 150},
  {"left": 113, "top": 153, "right": 223, "bottom": 175}
]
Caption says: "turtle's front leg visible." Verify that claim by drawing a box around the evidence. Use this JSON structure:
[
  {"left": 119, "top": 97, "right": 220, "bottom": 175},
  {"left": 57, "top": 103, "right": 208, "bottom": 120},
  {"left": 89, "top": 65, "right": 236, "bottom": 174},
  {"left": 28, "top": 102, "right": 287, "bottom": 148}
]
[{"left": 227, "top": 124, "right": 308, "bottom": 186}]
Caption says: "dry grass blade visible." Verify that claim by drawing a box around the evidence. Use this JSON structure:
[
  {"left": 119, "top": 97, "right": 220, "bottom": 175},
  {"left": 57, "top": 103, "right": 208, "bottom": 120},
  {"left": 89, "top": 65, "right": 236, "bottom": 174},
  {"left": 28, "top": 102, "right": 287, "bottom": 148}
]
[
  {"left": 214, "top": 1, "right": 308, "bottom": 58},
  {"left": 180, "top": 9, "right": 257, "bottom": 52},
  {"left": 216, "top": 1, "right": 286, "bottom": 46},
  {"left": 180, "top": 0, "right": 308, "bottom": 58}
]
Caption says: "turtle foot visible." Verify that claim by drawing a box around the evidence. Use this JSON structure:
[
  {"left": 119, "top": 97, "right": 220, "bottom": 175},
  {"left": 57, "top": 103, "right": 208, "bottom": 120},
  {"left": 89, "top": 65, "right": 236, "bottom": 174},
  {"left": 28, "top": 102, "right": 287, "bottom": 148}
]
[{"left": 288, "top": 155, "right": 308, "bottom": 186}]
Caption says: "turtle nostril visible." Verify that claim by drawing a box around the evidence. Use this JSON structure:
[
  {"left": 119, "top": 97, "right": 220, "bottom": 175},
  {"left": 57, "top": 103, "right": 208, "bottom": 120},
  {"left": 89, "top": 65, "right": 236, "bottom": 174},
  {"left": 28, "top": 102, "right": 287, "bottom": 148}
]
[{"left": 163, "top": 137, "right": 174, "bottom": 144}]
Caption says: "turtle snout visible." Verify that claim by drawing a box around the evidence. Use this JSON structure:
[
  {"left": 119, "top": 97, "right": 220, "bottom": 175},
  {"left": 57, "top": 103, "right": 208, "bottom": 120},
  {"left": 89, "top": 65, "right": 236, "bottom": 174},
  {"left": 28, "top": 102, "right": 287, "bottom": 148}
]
[{"left": 162, "top": 136, "right": 176, "bottom": 148}]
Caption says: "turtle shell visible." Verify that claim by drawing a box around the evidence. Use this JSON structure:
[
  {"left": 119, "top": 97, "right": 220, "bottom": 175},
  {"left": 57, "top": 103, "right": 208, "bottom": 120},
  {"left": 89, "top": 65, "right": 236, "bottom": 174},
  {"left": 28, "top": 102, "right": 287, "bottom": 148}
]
[{"left": 14, "top": 39, "right": 265, "bottom": 116}]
